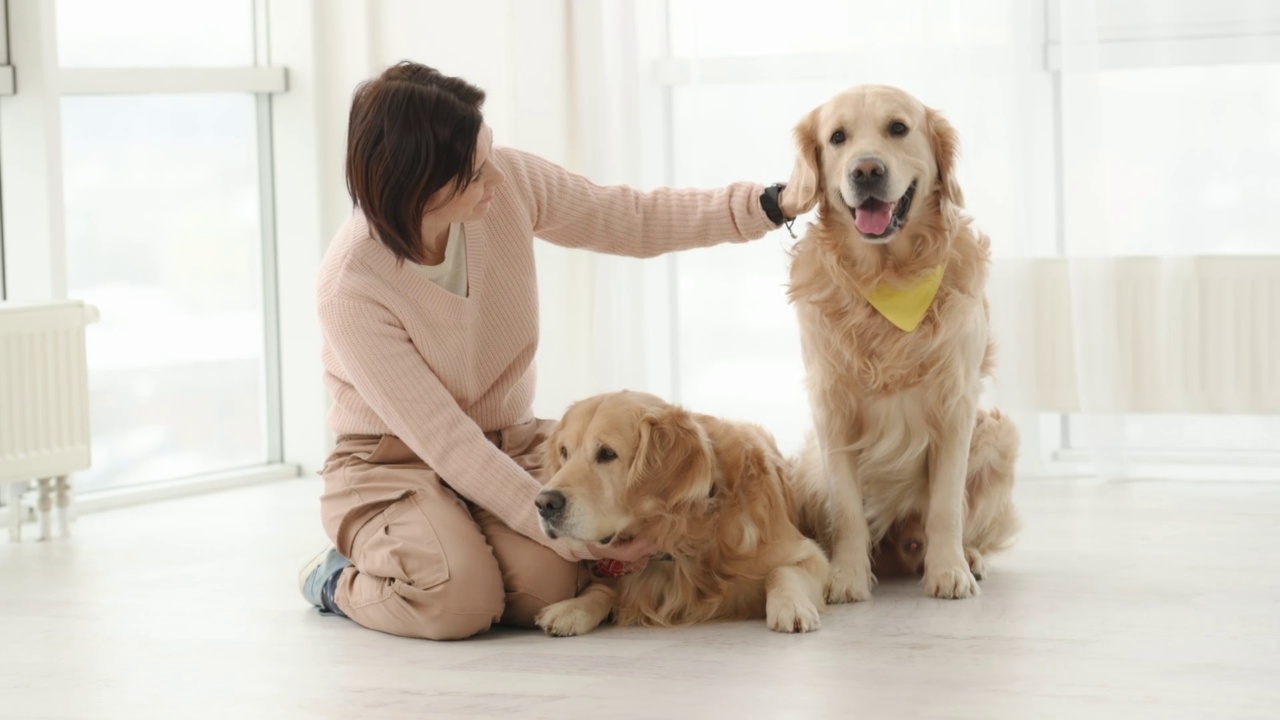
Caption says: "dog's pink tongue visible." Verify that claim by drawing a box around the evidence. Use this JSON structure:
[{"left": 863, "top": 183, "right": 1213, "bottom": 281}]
[{"left": 855, "top": 203, "right": 895, "bottom": 236}]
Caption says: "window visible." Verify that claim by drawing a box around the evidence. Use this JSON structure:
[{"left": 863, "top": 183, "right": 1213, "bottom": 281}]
[
  {"left": 1059, "top": 0, "right": 1280, "bottom": 459},
  {"left": 61, "top": 94, "right": 271, "bottom": 490},
  {"left": 0, "top": 0, "right": 288, "bottom": 492},
  {"left": 1093, "top": 66, "right": 1280, "bottom": 256},
  {"left": 56, "top": 0, "right": 256, "bottom": 68}
]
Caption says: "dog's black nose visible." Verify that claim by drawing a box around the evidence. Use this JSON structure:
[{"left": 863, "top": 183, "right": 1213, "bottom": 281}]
[
  {"left": 535, "top": 490, "right": 567, "bottom": 519},
  {"left": 851, "top": 157, "right": 887, "bottom": 186}
]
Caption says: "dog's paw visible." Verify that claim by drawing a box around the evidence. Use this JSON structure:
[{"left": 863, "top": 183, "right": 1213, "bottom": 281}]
[
  {"left": 965, "top": 547, "right": 987, "bottom": 580},
  {"left": 825, "top": 563, "right": 874, "bottom": 604},
  {"left": 924, "top": 564, "right": 980, "bottom": 599},
  {"left": 767, "top": 596, "right": 822, "bottom": 634},
  {"left": 535, "top": 600, "right": 602, "bottom": 637}
]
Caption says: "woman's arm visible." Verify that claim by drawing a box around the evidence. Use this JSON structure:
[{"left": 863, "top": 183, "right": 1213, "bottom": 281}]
[
  {"left": 320, "top": 294, "right": 593, "bottom": 562},
  {"left": 500, "top": 147, "right": 782, "bottom": 258}
]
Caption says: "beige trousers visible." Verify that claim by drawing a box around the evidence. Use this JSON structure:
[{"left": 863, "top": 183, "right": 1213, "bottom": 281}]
[{"left": 319, "top": 418, "right": 584, "bottom": 640}]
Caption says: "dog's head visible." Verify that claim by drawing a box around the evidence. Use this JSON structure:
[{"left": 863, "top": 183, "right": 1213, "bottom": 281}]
[
  {"left": 535, "top": 391, "right": 715, "bottom": 550},
  {"left": 786, "top": 84, "right": 962, "bottom": 244}
]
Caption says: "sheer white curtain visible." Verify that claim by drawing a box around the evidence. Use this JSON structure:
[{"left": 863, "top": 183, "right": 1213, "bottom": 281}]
[
  {"left": 1018, "top": 0, "right": 1280, "bottom": 479},
  {"left": 569, "top": 0, "right": 1280, "bottom": 479}
]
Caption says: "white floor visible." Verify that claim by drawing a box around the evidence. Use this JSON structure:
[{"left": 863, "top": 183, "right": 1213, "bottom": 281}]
[{"left": 2, "top": 477, "right": 1278, "bottom": 720}]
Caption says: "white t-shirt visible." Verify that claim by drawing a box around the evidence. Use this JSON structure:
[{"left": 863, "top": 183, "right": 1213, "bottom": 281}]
[{"left": 413, "top": 223, "right": 468, "bottom": 297}]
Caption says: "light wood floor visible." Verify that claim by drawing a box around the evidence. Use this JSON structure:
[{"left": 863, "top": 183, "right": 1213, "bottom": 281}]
[{"left": 2, "top": 476, "right": 1278, "bottom": 719}]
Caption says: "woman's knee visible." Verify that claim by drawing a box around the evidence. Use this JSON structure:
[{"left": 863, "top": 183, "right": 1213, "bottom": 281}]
[
  {"left": 387, "top": 563, "right": 507, "bottom": 640},
  {"left": 403, "top": 607, "right": 497, "bottom": 641},
  {"left": 501, "top": 556, "right": 584, "bottom": 627},
  {"left": 345, "top": 510, "right": 508, "bottom": 639}
]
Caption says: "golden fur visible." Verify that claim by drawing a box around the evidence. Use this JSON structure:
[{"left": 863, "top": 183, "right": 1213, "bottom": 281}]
[
  {"left": 784, "top": 85, "right": 1020, "bottom": 602},
  {"left": 532, "top": 390, "right": 829, "bottom": 636}
]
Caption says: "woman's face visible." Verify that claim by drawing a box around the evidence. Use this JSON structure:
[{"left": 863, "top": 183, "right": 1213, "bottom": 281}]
[{"left": 430, "top": 124, "right": 505, "bottom": 224}]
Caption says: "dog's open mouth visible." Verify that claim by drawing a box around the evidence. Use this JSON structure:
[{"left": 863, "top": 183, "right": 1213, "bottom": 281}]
[{"left": 850, "top": 181, "right": 916, "bottom": 240}]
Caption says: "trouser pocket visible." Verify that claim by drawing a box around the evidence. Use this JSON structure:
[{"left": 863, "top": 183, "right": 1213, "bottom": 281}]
[{"left": 339, "top": 489, "right": 452, "bottom": 607}]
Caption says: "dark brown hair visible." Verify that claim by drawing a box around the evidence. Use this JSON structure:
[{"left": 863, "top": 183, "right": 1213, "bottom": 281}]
[{"left": 345, "top": 61, "right": 486, "bottom": 263}]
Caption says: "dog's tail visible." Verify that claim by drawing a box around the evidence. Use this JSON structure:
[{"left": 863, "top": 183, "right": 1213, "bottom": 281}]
[{"left": 965, "top": 409, "right": 1021, "bottom": 553}]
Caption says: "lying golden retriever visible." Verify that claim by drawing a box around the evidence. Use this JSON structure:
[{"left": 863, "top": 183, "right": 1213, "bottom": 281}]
[
  {"left": 532, "top": 390, "right": 829, "bottom": 635},
  {"left": 784, "top": 85, "right": 1020, "bottom": 602}
]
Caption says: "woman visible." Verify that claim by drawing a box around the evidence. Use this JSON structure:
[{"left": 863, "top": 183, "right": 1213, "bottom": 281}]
[{"left": 299, "top": 61, "right": 801, "bottom": 640}]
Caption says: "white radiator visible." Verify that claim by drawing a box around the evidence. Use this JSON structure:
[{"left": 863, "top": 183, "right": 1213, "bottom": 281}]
[
  {"left": 0, "top": 300, "right": 99, "bottom": 540},
  {"left": 986, "top": 256, "right": 1280, "bottom": 415}
]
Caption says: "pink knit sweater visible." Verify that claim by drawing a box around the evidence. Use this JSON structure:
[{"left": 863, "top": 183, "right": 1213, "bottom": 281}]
[{"left": 317, "top": 146, "right": 778, "bottom": 560}]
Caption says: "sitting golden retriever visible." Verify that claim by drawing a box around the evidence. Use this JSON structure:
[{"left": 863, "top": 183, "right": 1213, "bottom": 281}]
[
  {"left": 784, "top": 84, "right": 1020, "bottom": 602},
  {"left": 532, "top": 390, "right": 829, "bottom": 635}
]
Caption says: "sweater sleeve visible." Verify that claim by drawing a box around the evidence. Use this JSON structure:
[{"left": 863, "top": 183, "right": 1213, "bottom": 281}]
[
  {"left": 320, "top": 294, "right": 593, "bottom": 562},
  {"left": 499, "top": 147, "right": 780, "bottom": 258}
]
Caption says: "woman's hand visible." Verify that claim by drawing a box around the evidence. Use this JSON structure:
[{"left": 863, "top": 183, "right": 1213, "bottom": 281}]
[{"left": 778, "top": 182, "right": 817, "bottom": 219}]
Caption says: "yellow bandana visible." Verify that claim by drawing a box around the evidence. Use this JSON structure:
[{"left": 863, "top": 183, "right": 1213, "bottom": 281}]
[{"left": 861, "top": 265, "right": 945, "bottom": 332}]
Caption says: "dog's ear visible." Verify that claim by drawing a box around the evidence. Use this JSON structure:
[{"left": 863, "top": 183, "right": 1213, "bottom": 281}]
[
  {"left": 629, "top": 406, "right": 715, "bottom": 505},
  {"left": 782, "top": 106, "right": 823, "bottom": 217},
  {"left": 926, "top": 107, "right": 964, "bottom": 208}
]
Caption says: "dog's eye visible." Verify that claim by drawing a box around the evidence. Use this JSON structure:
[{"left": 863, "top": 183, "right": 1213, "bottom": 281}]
[
  {"left": 559, "top": 445, "right": 568, "bottom": 460},
  {"left": 888, "top": 121, "right": 909, "bottom": 137},
  {"left": 596, "top": 446, "right": 618, "bottom": 463},
  {"left": 829, "top": 129, "right": 846, "bottom": 145}
]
